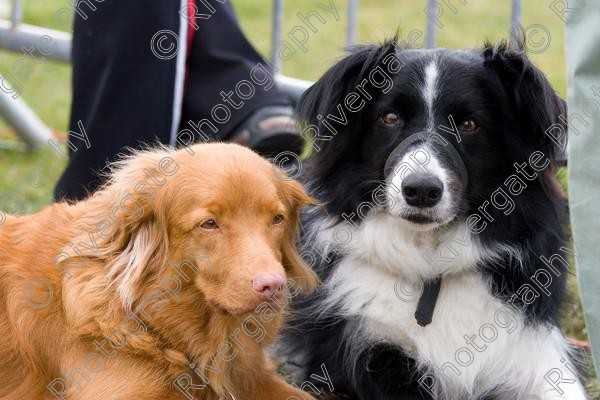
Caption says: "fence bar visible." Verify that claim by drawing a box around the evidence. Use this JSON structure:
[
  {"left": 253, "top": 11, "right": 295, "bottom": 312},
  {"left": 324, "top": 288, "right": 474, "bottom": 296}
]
[
  {"left": 426, "top": 0, "right": 437, "bottom": 48},
  {"left": 271, "top": 0, "right": 284, "bottom": 72},
  {"left": 10, "top": 0, "right": 22, "bottom": 29},
  {"left": 0, "top": 85, "right": 54, "bottom": 149},
  {"left": 0, "top": 21, "right": 71, "bottom": 62},
  {"left": 346, "top": 0, "right": 358, "bottom": 48},
  {"left": 510, "top": 0, "right": 522, "bottom": 37},
  {"left": 275, "top": 74, "right": 312, "bottom": 105}
]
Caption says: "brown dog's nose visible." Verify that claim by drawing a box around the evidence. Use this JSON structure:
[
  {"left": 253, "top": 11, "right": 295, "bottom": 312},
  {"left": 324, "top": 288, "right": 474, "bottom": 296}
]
[{"left": 252, "top": 273, "right": 285, "bottom": 299}]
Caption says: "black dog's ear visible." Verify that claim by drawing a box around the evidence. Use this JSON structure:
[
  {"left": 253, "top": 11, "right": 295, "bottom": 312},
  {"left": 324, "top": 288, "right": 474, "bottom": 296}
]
[
  {"left": 483, "top": 37, "right": 567, "bottom": 165},
  {"left": 297, "top": 40, "right": 401, "bottom": 175}
]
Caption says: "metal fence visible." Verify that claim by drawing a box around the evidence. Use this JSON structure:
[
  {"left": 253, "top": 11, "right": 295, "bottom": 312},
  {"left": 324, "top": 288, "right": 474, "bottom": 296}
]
[{"left": 0, "top": 0, "right": 522, "bottom": 149}]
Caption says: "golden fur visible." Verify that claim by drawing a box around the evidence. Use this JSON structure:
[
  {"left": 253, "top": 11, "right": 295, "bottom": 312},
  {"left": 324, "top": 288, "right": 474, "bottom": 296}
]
[{"left": 0, "top": 143, "right": 319, "bottom": 400}]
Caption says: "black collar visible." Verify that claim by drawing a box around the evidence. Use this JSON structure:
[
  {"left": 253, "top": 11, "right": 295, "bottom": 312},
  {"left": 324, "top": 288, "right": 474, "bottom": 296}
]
[{"left": 415, "top": 276, "right": 443, "bottom": 327}]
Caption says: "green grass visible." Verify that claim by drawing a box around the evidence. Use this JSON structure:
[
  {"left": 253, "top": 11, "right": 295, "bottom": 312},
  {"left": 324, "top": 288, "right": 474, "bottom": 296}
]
[
  {"left": 0, "top": 0, "right": 597, "bottom": 395},
  {"left": 0, "top": 146, "right": 65, "bottom": 213}
]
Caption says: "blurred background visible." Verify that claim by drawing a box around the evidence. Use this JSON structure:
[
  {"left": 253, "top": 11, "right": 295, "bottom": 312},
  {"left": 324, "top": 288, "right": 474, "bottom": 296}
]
[{"left": 0, "top": 0, "right": 596, "bottom": 395}]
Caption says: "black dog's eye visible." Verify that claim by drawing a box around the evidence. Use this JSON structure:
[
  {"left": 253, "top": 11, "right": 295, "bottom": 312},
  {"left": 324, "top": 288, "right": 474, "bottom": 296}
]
[
  {"left": 460, "top": 118, "right": 478, "bottom": 133},
  {"left": 199, "top": 219, "right": 219, "bottom": 230},
  {"left": 273, "top": 214, "right": 285, "bottom": 224},
  {"left": 382, "top": 112, "right": 402, "bottom": 127}
]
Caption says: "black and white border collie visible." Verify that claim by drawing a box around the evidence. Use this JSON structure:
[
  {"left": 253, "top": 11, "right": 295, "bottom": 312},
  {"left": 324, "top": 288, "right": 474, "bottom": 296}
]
[{"left": 278, "top": 39, "right": 587, "bottom": 399}]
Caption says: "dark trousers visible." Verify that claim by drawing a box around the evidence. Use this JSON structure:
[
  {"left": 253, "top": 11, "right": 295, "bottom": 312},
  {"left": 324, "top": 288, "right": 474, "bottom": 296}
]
[{"left": 54, "top": 0, "right": 290, "bottom": 200}]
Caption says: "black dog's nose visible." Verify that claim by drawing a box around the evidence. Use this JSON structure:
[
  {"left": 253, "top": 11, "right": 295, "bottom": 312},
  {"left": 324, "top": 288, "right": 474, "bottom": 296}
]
[{"left": 401, "top": 174, "right": 444, "bottom": 208}]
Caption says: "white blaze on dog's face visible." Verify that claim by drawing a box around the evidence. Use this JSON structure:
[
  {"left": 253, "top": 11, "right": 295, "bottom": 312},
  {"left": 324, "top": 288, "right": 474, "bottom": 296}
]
[{"left": 382, "top": 59, "right": 467, "bottom": 231}]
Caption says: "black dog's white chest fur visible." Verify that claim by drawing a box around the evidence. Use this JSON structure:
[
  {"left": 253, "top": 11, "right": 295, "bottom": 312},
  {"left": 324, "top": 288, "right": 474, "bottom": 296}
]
[
  {"left": 297, "top": 212, "right": 579, "bottom": 399},
  {"left": 279, "top": 38, "right": 587, "bottom": 400}
]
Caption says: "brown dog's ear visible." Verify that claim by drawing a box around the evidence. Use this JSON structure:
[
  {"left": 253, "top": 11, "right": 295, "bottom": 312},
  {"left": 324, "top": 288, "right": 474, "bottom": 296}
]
[
  {"left": 104, "top": 217, "right": 169, "bottom": 309},
  {"left": 64, "top": 148, "right": 172, "bottom": 310},
  {"left": 281, "top": 225, "right": 319, "bottom": 294},
  {"left": 279, "top": 178, "right": 319, "bottom": 293},
  {"left": 282, "top": 178, "right": 319, "bottom": 209}
]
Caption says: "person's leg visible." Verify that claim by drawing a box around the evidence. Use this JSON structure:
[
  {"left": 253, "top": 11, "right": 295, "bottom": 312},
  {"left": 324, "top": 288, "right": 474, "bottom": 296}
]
[
  {"left": 179, "top": 1, "right": 296, "bottom": 145},
  {"left": 56, "top": 1, "right": 302, "bottom": 201},
  {"left": 54, "top": 1, "right": 182, "bottom": 201}
]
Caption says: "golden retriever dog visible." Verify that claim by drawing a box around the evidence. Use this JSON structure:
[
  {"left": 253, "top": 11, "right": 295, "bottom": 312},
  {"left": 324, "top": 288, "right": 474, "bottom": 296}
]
[{"left": 0, "top": 143, "right": 319, "bottom": 400}]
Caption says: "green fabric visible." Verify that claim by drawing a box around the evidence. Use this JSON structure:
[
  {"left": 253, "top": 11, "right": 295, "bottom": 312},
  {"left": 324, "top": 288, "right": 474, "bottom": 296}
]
[{"left": 566, "top": 3, "right": 600, "bottom": 373}]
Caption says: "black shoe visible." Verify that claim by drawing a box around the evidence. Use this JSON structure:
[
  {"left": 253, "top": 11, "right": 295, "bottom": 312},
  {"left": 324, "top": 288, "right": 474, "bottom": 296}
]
[{"left": 230, "top": 105, "right": 305, "bottom": 158}]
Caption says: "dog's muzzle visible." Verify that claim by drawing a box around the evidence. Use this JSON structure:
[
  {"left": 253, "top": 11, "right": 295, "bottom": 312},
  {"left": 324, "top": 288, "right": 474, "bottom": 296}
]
[{"left": 384, "top": 131, "right": 469, "bottom": 197}]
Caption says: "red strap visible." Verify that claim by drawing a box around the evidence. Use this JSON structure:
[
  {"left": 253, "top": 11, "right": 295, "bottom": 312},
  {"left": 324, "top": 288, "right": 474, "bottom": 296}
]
[
  {"left": 187, "top": 0, "right": 196, "bottom": 57},
  {"left": 184, "top": 0, "right": 197, "bottom": 92}
]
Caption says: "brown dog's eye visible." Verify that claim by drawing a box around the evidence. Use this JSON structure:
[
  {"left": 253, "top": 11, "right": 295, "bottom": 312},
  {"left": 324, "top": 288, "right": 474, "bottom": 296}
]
[
  {"left": 460, "top": 118, "right": 478, "bottom": 133},
  {"left": 273, "top": 214, "right": 285, "bottom": 224},
  {"left": 382, "top": 112, "right": 401, "bottom": 126},
  {"left": 199, "top": 219, "right": 219, "bottom": 230}
]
